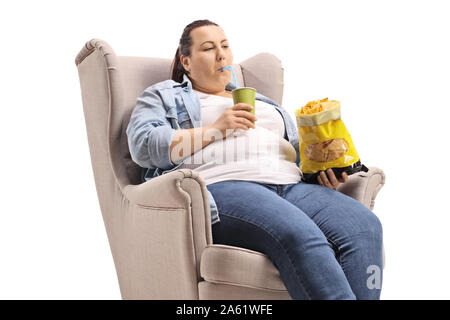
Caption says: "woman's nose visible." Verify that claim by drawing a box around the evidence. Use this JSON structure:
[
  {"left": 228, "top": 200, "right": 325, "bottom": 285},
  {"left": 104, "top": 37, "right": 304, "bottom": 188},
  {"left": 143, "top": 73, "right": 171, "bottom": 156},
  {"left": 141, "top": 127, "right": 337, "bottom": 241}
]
[{"left": 217, "top": 48, "right": 226, "bottom": 60}]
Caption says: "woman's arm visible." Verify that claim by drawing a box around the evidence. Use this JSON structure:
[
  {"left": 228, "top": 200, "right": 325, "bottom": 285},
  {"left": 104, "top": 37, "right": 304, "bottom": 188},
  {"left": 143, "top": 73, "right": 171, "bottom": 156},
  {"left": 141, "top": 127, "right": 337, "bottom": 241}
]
[
  {"left": 126, "top": 88, "right": 176, "bottom": 170},
  {"left": 169, "top": 126, "right": 216, "bottom": 163},
  {"left": 169, "top": 103, "right": 257, "bottom": 163}
]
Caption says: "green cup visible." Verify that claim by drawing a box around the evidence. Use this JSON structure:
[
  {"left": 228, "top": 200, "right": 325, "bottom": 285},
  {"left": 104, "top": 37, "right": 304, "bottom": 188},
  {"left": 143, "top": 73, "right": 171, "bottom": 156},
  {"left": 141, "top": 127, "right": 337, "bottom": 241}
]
[{"left": 232, "top": 87, "right": 256, "bottom": 122}]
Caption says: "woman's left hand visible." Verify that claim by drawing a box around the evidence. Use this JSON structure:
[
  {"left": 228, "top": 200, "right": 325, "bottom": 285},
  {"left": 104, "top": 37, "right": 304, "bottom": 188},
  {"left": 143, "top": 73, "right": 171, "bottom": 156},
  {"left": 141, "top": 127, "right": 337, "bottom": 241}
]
[{"left": 317, "top": 169, "right": 349, "bottom": 190}]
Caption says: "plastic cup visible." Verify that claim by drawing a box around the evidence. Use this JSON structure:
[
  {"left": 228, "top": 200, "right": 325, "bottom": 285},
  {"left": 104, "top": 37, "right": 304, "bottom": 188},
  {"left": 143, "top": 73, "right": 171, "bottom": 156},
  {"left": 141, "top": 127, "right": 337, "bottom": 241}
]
[
  {"left": 231, "top": 87, "right": 256, "bottom": 136},
  {"left": 232, "top": 87, "right": 256, "bottom": 119}
]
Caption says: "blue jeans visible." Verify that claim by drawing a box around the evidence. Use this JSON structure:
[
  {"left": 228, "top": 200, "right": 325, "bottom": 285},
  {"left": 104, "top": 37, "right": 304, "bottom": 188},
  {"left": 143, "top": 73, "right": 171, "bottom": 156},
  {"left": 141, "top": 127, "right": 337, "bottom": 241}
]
[{"left": 206, "top": 180, "right": 383, "bottom": 300}]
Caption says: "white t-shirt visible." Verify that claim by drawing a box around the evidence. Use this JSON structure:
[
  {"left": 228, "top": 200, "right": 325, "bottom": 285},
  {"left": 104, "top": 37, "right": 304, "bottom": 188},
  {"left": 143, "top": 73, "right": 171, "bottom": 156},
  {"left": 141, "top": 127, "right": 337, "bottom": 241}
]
[{"left": 178, "top": 89, "right": 302, "bottom": 186}]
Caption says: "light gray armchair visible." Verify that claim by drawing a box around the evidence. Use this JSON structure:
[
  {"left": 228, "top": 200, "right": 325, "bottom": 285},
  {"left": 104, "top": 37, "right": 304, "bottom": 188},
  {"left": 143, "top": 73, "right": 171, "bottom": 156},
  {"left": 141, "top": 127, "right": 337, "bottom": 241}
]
[{"left": 75, "top": 38, "right": 385, "bottom": 300}]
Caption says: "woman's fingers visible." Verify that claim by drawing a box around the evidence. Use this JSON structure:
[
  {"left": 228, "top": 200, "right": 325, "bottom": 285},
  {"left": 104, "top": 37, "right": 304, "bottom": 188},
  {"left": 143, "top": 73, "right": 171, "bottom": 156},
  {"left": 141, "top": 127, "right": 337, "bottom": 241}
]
[
  {"left": 233, "top": 114, "right": 256, "bottom": 129},
  {"left": 319, "top": 171, "right": 333, "bottom": 188},
  {"left": 319, "top": 170, "right": 349, "bottom": 189},
  {"left": 234, "top": 110, "right": 257, "bottom": 122},
  {"left": 241, "top": 117, "right": 255, "bottom": 129},
  {"left": 230, "top": 105, "right": 257, "bottom": 130},
  {"left": 233, "top": 118, "right": 251, "bottom": 130},
  {"left": 318, "top": 169, "right": 347, "bottom": 189},
  {"left": 326, "top": 169, "right": 340, "bottom": 188},
  {"left": 317, "top": 175, "right": 323, "bottom": 185},
  {"left": 338, "top": 172, "right": 349, "bottom": 183},
  {"left": 232, "top": 103, "right": 253, "bottom": 111}
]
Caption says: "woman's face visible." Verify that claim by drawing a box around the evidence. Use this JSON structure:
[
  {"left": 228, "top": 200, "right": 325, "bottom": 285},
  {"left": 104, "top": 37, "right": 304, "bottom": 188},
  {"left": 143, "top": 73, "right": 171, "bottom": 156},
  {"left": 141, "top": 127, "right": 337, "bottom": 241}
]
[{"left": 180, "top": 25, "right": 233, "bottom": 93}]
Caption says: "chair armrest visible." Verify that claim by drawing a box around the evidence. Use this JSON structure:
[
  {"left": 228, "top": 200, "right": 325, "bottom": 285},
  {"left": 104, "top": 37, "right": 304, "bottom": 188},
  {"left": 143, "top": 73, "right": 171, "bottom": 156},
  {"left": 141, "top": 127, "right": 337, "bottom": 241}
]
[
  {"left": 119, "top": 169, "right": 212, "bottom": 299},
  {"left": 123, "top": 168, "right": 212, "bottom": 246},
  {"left": 336, "top": 166, "right": 386, "bottom": 211},
  {"left": 124, "top": 169, "right": 197, "bottom": 207}
]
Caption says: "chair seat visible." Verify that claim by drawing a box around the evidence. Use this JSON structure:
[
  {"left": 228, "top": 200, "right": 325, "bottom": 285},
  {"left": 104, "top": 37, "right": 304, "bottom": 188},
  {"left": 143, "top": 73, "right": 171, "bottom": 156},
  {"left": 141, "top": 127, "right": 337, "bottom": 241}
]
[{"left": 200, "top": 244, "right": 289, "bottom": 293}]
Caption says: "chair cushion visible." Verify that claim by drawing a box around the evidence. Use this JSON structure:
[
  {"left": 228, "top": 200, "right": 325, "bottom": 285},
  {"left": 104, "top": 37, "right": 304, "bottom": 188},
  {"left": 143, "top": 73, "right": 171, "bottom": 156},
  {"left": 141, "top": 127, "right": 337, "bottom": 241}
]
[
  {"left": 198, "top": 281, "right": 291, "bottom": 300},
  {"left": 200, "top": 244, "right": 287, "bottom": 291}
]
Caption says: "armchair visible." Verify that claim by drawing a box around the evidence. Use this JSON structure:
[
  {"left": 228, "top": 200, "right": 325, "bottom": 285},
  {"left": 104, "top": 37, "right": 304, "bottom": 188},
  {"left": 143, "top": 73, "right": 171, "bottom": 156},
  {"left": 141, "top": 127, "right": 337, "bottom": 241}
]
[{"left": 75, "top": 38, "right": 385, "bottom": 299}]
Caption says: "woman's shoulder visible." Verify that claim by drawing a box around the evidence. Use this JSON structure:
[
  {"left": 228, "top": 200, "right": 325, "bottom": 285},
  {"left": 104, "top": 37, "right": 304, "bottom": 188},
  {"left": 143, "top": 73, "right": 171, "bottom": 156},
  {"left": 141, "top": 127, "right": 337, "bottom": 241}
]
[
  {"left": 138, "top": 79, "right": 182, "bottom": 104},
  {"left": 256, "top": 92, "right": 281, "bottom": 108},
  {"left": 145, "top": 79, "right": 180, "bottom": 92}
]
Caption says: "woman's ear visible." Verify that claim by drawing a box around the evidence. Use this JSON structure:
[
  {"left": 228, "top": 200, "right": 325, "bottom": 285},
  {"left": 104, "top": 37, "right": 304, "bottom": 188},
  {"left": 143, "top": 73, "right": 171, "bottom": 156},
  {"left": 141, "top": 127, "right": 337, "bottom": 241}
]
[{"left": 180, "top": 55, "right": 191, "bottom": 73}]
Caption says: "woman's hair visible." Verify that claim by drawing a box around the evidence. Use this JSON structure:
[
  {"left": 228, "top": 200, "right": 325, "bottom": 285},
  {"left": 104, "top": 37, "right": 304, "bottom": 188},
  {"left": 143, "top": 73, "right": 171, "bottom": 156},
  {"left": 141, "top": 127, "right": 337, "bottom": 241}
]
[{"left": 171, "top": 19, "right": 220, "bottom": 83}]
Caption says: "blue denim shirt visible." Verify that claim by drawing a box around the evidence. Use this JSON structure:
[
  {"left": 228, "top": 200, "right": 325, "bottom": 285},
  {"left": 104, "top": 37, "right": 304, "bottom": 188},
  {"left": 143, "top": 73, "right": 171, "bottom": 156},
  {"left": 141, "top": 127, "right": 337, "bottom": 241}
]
[{"left": 126, "top": 74, "right": 300, "bottom": 225}]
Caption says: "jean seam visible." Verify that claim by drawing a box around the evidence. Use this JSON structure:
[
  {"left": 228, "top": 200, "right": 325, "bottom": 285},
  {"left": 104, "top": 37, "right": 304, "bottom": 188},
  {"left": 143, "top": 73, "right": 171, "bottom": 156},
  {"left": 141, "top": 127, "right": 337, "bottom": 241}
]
[
  {"left": 308, "top": 202, "right": 333, "bottom": 220},
  {"left": 217, "top": 211, "right": 313, "bottom": 300},
  {"left": 326, "top": 237, "right": 342, "bottom": 265},
  {"left": 340, "top": 230, "right": 383, "bottom": 241}
]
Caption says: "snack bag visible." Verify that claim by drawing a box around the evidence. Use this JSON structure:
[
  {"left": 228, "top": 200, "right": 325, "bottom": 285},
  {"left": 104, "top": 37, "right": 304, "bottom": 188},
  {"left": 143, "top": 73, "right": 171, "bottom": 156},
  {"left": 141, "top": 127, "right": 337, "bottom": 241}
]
[{"left": 295, "top": 98, "right": 368, "bottom": 184}]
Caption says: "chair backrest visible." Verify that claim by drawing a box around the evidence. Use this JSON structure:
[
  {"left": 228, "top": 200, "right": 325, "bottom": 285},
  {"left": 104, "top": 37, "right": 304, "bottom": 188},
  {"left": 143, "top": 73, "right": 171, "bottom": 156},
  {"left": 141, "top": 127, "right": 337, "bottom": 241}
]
[{"left": 75, "top": 38, "right": 285, "bottom": 194}]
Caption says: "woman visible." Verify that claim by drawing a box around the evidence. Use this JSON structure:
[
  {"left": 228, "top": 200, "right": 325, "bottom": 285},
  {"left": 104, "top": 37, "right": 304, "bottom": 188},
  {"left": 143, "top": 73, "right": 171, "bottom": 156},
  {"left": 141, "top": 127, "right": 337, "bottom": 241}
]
[{"left": 126, "top": 19, "right": 383, "bottom": 300}]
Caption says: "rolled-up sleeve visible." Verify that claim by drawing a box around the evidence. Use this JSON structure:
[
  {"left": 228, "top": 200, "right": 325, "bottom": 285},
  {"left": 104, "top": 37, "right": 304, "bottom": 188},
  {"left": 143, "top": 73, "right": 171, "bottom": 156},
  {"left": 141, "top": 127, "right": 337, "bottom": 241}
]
[{"left": 126, "top": 88, "right": 176, "bottom": 170}]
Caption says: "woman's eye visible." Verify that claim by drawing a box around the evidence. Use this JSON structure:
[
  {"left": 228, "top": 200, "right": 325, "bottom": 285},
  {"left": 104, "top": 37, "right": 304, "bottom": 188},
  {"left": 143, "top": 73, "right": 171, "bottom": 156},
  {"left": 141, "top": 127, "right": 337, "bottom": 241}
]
[{"left": 205, "top": 46, "right": 229, "bottom": 51}]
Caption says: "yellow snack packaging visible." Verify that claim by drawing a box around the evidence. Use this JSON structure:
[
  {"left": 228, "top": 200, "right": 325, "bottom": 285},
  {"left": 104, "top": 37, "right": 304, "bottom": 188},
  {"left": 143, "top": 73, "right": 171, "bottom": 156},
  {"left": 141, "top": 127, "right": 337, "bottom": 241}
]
[{"left": 295, "top": 98, "right": 368, "bottom": 184}]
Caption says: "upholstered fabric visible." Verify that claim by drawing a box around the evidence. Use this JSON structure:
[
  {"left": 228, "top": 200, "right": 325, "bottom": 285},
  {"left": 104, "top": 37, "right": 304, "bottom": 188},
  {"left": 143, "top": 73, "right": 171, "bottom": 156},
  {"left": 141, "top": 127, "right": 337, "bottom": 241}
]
[
  {"left": 75, "top": 38, "right": 386, "bottom": 299},
  {"left": 201, "top": 244, "right": 287, "bottom": 291},
  {"left": 337, "top": 166, "right": 386, "bottom": 211},
  {"left": 198, "top": 282, "right": 291, "bottom": 300}
]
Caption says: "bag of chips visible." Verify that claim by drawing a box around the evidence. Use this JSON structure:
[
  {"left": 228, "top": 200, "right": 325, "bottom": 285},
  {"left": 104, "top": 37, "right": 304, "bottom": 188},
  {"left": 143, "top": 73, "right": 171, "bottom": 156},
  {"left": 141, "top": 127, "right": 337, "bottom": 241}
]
[{"left": 295, "top": 98, "right": 368, "bottom": 184}]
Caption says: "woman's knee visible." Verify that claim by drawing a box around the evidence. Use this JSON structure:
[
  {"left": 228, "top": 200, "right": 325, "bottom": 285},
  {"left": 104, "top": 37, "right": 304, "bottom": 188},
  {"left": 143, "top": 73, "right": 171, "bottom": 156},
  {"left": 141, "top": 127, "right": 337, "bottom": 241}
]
[
  {"left": 356, "top": 207, "right": 383, "bottom": 238},
  {"left": 367, "top": 211, "right": 383, "bottom": 237},
  {"left": 327, "top": 198, "right": 383, "bottom": 242},
  {"left": 347, "top": 207, "right": 383, "bottom": 244}
]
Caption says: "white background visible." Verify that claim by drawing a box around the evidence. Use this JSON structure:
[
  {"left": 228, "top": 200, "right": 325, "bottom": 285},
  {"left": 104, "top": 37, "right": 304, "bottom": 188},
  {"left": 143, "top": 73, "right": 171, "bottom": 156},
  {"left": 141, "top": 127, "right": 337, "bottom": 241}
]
[{"left": 1, "top": 0, "right": 449, "bottom": 299}]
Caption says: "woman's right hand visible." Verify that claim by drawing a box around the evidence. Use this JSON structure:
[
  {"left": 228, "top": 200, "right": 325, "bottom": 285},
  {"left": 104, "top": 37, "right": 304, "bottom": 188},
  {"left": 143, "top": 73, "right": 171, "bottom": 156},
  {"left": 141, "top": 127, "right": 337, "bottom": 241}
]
[{"left": 209, "top": 103, "right": 258, "bottom": 138}]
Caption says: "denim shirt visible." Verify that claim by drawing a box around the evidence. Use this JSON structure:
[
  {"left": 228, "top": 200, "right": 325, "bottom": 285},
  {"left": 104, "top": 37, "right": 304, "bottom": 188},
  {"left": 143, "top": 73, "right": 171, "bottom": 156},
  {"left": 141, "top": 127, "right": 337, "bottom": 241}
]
[{"left": 126, "top": 73, "right": 301, "bottom": 225}]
